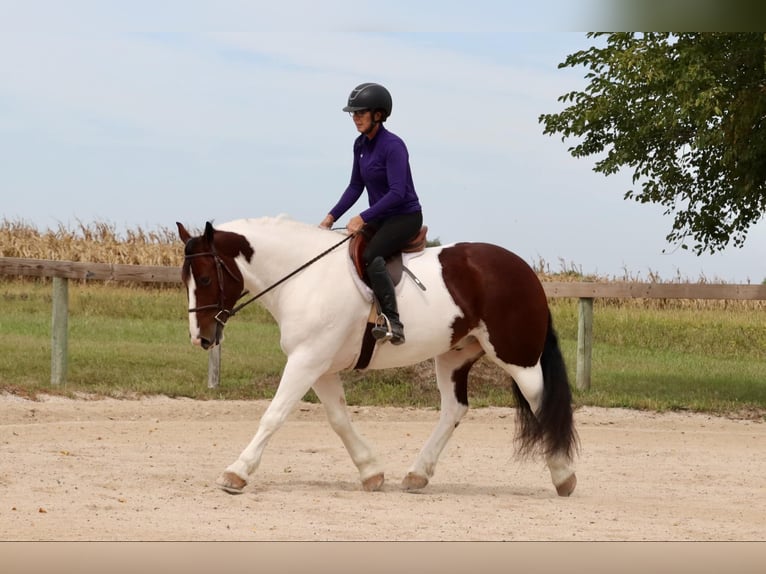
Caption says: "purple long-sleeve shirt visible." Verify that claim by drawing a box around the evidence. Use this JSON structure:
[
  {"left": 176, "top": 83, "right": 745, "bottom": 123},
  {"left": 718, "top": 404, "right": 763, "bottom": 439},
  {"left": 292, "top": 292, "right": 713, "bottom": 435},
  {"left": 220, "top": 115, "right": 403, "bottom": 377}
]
[{"left": 329, "top": 125, "right": 422, "bottom": 223}]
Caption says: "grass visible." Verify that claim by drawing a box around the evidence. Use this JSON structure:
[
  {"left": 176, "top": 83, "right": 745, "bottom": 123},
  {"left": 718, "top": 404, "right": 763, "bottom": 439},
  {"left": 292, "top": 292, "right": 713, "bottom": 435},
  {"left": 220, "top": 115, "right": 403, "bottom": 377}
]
[
  {"left": 1, "top": 218, "right": 764, "bottom": 416},
  {"left": 556, "top": 301, "right": 766, "bottom": 416},
  {"left": 1, "top": 279, "right": 764, "bottom": 418}
]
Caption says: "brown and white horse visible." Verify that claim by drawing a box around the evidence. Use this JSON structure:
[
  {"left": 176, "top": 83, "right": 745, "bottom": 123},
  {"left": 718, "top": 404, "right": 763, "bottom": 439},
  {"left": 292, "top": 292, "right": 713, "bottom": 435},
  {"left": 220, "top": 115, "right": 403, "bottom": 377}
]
[{"left": 177, "top": 216, "right": 579, "bottom": 496}]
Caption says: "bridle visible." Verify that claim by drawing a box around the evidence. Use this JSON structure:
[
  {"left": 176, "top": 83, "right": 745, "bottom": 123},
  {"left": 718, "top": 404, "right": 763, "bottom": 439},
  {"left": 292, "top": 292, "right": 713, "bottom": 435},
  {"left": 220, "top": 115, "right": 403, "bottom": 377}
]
[
  {"left": 184, "top": 243, "right": 244, "bottom": 327},
  {"left": 184, "top": 232, "right": 353, "bottom": 327}
]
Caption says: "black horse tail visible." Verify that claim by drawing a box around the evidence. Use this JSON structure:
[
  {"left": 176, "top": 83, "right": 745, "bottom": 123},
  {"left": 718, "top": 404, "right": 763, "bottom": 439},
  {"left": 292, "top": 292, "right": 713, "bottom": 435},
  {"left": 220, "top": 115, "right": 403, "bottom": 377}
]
[{"left": 512, "top": 311, "right": 579, "bottom": 460}]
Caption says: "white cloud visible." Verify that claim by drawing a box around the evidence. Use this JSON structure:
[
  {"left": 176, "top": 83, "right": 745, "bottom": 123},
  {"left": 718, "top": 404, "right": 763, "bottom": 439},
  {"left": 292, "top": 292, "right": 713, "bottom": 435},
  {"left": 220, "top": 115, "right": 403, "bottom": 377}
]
[{"left": 1, "top": 21, "right": 764, "bottom": 282}]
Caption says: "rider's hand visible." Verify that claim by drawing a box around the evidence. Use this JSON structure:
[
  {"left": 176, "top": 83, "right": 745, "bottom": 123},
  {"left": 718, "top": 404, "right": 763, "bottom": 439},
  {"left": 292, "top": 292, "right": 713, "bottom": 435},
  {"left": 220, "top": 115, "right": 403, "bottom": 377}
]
[
  {"left": 319, "top": 214, "right": 334, "bottom": 229},
  {"left": 346, "top": 215, "right": 365, "bottom": 235}
]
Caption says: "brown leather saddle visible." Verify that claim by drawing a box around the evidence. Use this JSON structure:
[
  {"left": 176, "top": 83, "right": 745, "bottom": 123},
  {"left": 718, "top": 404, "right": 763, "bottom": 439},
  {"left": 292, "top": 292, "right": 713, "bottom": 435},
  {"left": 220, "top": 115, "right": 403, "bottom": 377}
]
[{"left": 349, "top": 225, "right": 428, "bottom": 286}]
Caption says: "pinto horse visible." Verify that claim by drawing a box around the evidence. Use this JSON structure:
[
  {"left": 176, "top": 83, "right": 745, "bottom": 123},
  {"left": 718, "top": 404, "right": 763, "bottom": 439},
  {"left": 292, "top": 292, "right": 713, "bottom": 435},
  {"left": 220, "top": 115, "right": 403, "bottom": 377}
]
[{"left": 177, "top": 216, "right": 579, "bottom": 496}]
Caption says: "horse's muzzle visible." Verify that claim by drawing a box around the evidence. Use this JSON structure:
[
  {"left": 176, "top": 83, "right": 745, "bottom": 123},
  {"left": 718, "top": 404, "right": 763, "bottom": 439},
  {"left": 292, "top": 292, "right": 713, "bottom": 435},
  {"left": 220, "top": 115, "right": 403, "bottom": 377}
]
[{"left": 192, "top": 323, "right": 223, "bottom": 350}]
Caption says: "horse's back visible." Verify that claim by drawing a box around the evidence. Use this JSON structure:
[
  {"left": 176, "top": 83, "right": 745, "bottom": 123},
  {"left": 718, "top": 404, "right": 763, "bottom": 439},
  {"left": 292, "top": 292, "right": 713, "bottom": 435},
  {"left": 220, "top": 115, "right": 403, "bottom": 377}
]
[{"left": 439, "top": 242, "right": 545, "bottom": 300}]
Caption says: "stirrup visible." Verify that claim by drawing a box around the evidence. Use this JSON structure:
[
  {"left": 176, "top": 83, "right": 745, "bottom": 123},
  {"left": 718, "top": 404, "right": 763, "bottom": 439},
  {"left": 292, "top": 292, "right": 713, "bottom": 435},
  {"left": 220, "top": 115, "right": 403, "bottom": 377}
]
[{"left": 371, "top": 313, "right": 393, "bottom": 342}]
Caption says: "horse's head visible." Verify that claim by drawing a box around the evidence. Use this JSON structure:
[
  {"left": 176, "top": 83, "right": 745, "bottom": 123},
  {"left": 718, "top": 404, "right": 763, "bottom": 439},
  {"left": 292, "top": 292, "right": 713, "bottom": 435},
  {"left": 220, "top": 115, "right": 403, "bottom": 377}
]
[{"left": 177, "top": 221, "right": 253, "bottom": 349}]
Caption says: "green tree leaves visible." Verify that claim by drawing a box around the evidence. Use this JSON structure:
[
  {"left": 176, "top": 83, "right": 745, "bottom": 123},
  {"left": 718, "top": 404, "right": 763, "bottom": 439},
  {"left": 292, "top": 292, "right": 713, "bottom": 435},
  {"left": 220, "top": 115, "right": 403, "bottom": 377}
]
[{"left": 540, "top": 32, "right": 766, "bottom": 255}]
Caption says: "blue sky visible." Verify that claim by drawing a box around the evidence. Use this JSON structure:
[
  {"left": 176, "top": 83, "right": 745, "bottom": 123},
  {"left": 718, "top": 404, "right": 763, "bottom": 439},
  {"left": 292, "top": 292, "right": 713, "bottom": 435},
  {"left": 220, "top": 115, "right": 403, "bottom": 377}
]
[{"left": 2, "top": 3, "right": 764, "bottom": 283}]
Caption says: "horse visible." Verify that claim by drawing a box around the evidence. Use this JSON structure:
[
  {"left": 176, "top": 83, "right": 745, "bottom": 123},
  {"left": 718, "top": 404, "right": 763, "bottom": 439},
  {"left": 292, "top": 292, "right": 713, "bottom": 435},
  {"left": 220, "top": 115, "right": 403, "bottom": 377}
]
[{"left": 176, "top": 216, "right": 579, "bottom": 496}]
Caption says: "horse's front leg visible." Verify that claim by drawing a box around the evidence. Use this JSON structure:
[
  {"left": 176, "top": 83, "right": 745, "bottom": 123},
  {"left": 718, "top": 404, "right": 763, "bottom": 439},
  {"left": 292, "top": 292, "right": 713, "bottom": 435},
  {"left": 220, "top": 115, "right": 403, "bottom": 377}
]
[
  {"left": 312, "top": 373, "right": 385, "bottom": 491},
  {"left": 216, "top": 357, "right": 319, "bottom": 494}
]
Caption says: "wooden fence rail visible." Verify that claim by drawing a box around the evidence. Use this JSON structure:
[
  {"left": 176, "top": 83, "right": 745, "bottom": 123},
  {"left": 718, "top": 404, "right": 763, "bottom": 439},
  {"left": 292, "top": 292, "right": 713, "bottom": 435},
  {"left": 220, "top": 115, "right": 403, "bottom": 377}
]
[{"left": 2, "top": 256, "right": 765, "bottom": 390}]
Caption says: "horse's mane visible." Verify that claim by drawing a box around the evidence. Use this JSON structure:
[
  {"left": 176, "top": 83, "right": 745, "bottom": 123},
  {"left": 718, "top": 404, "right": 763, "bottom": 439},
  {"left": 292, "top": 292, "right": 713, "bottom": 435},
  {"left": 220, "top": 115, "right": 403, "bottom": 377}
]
[
  {"left": 218, "top": 216, "right": 343, "bottom": 247},
  {"left": 219, "top": 215, "right": 309, "bottom": 231}
]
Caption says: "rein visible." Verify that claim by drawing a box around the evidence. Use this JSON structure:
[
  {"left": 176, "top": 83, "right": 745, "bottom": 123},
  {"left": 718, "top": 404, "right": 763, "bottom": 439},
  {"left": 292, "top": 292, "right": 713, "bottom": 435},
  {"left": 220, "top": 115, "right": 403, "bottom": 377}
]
[{"left": 186, "top": 232, "right": 353, "bottom": 325}]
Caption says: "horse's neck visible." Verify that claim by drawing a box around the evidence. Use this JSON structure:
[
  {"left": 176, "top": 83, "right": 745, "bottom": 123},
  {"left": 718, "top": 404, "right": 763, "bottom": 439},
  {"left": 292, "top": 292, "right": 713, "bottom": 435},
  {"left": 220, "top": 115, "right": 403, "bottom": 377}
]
[{"left": 222, "top": 217, "right": 345, "bottom": 309}]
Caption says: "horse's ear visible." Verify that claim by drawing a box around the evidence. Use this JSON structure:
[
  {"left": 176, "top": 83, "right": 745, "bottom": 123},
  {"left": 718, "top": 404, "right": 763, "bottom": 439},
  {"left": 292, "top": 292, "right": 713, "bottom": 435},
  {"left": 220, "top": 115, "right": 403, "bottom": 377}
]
[
  {"left": 177, "top": 222, "right": 192, "bottom": 244},
  {"left": 204, "top": 221, "right": 215, "bottom": 243}
]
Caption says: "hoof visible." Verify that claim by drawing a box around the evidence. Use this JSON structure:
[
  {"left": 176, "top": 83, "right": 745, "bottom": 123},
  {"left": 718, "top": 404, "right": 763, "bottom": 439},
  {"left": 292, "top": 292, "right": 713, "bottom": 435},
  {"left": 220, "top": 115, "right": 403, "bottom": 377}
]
[
  {"left": 216, "top": 471, "right": 247, "bottom": 494},
  {"left": 362, "top": 472, "right": 385, "bottom": 492},
  {"left": 402, "top": 472, "right": 429, "bottom": 491},
  {"left": 555, "top": 473, "right": 577, "bottom": 497}
]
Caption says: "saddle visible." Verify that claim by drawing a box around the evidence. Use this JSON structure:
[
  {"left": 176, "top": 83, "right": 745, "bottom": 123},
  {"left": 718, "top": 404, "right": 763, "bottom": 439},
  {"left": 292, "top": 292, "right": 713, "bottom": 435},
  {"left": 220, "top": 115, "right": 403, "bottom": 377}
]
[{"left": 349, "top": 225, "right": 428, "bottom": 286}]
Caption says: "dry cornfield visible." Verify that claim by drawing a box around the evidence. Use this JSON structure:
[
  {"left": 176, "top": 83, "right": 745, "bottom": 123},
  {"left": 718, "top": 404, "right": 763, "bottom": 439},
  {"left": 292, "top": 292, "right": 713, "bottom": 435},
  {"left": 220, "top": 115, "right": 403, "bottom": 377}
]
[
  {"left": 0, "top": 218, "right": 187, "bottom": 267},
  {"left": 1, "top": 218, "right": 763, "bottom": 312}
]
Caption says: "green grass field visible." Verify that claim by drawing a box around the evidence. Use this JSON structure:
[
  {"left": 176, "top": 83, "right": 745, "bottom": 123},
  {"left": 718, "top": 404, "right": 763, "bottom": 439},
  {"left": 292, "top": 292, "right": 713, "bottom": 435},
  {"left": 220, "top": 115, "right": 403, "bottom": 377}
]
[{"left": 0, "top": 279, "right": 764, "bottom": 418}]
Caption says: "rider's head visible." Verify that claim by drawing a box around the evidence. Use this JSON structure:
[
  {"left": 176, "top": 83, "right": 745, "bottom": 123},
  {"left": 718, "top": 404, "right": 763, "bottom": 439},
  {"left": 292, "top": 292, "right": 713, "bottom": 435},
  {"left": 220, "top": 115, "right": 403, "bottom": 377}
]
[{"left": 343, "top": 83, "right": 392, "bottom": 130}]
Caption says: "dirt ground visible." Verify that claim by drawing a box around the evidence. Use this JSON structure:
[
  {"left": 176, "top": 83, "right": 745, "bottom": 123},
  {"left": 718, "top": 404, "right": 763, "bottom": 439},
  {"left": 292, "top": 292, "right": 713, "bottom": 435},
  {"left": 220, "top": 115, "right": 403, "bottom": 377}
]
[{"left": 1, "top": 393, "right": 764, "bottom": 541}]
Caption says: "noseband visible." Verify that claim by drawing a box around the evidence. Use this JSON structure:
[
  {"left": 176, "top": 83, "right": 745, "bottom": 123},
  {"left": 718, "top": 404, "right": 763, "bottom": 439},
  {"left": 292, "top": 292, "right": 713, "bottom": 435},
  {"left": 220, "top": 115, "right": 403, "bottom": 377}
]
[{"left": 184, "top": 247, "right": 245, "bottom": 326}]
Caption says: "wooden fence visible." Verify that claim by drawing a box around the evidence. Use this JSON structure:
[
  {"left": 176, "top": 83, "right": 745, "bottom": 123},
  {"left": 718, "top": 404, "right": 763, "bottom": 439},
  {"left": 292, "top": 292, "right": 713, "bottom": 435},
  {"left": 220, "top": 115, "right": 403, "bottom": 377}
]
[{"left": 2, "top": 256, "right": 765, "bottom": 390}]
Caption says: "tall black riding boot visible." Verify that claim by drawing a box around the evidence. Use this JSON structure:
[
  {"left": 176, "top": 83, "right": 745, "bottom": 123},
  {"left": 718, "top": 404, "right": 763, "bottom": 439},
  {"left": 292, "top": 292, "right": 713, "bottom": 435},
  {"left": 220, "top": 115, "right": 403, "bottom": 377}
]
[{"left": 366, "top": 256, "right": 405, "bottom": 345}]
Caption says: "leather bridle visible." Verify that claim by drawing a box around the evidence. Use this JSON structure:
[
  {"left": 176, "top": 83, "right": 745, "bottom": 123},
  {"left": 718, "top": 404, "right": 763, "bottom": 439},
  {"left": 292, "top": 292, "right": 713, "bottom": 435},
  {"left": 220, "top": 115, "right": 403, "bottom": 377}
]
[
  {"left": 184, "top": 232, "right": 353, "bottom": 327},
  {"left": 184, "top": 246, "right": 244, "bottom": 326}
]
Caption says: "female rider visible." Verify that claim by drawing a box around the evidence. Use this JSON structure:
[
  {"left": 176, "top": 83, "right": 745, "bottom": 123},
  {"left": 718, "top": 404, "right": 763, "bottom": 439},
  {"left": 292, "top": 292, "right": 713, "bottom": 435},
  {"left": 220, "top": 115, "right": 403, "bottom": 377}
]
[{"left": 319, "top": 82, "right": 423, "bottom": 345}]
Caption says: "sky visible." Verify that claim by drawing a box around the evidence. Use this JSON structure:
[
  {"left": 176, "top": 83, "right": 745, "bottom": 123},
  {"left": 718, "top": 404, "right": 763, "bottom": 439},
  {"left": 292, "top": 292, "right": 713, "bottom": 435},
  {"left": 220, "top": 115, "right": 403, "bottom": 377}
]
[{"left": 2, "top": 2, "right": 765, "bottom": 283}]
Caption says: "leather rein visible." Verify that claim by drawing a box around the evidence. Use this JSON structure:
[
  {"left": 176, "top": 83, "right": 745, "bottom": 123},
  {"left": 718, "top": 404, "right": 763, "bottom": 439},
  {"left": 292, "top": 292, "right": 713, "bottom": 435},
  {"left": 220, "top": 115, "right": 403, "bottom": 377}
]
[{"left": 185, "top": 233, "right": 353, "bottom": 326}]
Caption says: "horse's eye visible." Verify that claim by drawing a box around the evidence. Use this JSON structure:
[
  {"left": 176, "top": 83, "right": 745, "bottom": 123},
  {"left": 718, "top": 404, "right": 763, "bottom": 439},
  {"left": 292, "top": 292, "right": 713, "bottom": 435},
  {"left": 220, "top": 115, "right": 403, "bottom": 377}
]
[{"left": 199, "top": 276, "right": 212, "bottom": 287}]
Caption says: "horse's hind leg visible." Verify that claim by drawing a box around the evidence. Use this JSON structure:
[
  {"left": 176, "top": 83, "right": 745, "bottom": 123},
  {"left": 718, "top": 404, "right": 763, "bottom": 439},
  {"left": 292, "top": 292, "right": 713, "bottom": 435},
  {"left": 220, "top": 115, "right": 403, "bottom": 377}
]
[
  {"left": 496, "top": 361, "right": 577, "bottom": 497},
  {"left": 312, "top": 373, "right": 385, "bottom": 491},
  {"left": 402, "top": 341, "right": 484, "bottom": 491}
]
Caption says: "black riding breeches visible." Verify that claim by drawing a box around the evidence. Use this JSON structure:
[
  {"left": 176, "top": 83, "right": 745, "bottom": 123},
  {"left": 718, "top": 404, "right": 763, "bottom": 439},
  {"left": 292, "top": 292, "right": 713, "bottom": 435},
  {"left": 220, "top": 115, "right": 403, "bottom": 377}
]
[{"left": 361, "top": 211, "right": 423, "bottom": 268}]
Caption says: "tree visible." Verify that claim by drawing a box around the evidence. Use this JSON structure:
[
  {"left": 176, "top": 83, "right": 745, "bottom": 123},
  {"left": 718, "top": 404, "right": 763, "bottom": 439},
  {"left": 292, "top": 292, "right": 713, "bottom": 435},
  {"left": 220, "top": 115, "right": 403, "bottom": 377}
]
[{"left": 539, "top": 33, "right": 766, "bottom": 255}]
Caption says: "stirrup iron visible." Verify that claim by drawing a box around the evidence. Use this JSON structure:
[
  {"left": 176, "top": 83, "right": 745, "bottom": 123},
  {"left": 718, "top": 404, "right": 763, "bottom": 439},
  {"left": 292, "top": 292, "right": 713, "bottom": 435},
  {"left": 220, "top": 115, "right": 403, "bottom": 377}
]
[{"left": 371, "top": 313, "right": 394, "bottom": 342}]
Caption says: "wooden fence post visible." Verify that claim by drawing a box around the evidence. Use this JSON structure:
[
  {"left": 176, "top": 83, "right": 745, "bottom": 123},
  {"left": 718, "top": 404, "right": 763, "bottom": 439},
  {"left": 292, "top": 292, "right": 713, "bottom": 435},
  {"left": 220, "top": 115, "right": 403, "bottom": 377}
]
[
  {"left": 51, "top": 277, "right": 69, "bottom": 385},
  {"left": 576, "top": 297, "right": 593, "bottom": 391},
  {"left": 207, "top": 344, "right": 221, "bottom": 388}
]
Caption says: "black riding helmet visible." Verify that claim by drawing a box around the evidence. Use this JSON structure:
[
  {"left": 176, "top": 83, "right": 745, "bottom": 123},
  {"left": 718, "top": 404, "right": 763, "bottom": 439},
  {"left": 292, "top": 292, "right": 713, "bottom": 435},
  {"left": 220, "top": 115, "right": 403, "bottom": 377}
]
[{"left": 343, "top": 82, "right": 392, "bottom": 121}]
